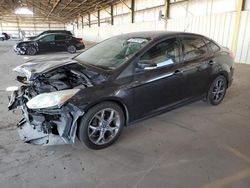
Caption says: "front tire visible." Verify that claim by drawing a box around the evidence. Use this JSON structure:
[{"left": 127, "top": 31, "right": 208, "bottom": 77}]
[
  {"left": 26, "top": 46, "right": 37, "bottom": 55},
  {"left": 207, "top": 75, "right": 227, "bottom": 105},
  {"left": 78, "top": 102, "right": 125, "bottom": 149}
]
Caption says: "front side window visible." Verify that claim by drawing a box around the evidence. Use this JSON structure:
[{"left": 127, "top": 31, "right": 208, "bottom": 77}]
[
  {"left": 140, "top": 37, "right": 180, "bottom": 67},
  {"left": 182, "top": 36, "right": 208, "bottom": 61},
  {"left": 38, "top": 35, "right": 55, "bottom": 42},
  {"left": 74, "top": 37, "right": 150, "bottom": 70}
]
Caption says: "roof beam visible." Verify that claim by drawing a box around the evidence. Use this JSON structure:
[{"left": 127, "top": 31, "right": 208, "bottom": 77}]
[
  {"left": 119, "top": 0, "right": 131, "bottom": 10},
  {"left": 64, "top": 0, "right": 116, "bottom": 21},
  {"left": 59, "top": 0, "right": 74, "bottom": 13},
  {"left": 46, "top": 0, "right": 61, "bottom": 19},
  {"left": 60, "top": 0, "right": 88, "bottom": 17}
]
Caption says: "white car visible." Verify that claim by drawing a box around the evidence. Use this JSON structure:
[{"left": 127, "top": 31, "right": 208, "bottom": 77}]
[{"left": 0, "top": 33, "right": 5, "bottom": 41}]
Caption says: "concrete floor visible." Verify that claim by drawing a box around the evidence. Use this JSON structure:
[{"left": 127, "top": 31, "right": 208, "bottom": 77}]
[{"left": 0, "top": 40, "right": 250, "bottom": 188}]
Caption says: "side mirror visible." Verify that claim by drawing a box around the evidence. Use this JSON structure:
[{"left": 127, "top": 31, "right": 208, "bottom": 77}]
[{"left": 137, "top": 60, "right": 157, "bottom": 70}]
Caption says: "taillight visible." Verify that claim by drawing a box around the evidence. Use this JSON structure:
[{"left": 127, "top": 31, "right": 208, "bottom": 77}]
[
  {"left": 229, "top": 51, "right": 235, "bottom": 60},
  {"left": 79, "top": 38, "right": 83, "bottom": 44}
]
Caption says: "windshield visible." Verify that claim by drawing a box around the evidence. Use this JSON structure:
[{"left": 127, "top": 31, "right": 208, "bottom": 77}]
[
  {"left": 38, "top": 31, "right": 47, "bottom": 37},
  {"left": 33, "top": 34, "right": 45, "bottom": 41},
  {"left": 74, "top": 37, "right": 150, "bottom": 70}
]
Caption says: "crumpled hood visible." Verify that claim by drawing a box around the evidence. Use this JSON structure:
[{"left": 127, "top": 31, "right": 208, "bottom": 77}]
[{"left": 13, "top": 57, "right": 78, "bottom": 80}]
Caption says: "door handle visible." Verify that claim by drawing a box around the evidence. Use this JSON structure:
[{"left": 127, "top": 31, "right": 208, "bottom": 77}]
[
  {"left": 208, "top": 60, "right": 215, "bottom": 65},
  {"left": 174, "top": 69, "right": 183, "bottom": 76},
  {"left": 130, "top": 80, "right": 140, "bottom": 87}
]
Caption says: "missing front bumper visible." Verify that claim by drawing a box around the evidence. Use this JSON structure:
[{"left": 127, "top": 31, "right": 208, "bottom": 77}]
[
  {"left": 18, "top": 119, "right": 65, "bottom": 145},
  {"left": 13, "top": 103, "right": 84, "bottom": 146}
]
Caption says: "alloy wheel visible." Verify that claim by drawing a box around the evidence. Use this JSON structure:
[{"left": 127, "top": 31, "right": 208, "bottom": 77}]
[
  {"left": 211, "top": 78, "right": 226, "bottom": 103},
  {"left": 26, "top": 47, "right": 36, "bottom": 55},
  {"left": 87, "top": 108, "right": 121, "bottom": 145}
]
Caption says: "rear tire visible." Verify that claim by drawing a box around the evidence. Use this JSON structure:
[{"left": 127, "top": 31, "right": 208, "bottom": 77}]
[
  {"left": 78, "top": 102, "right": 125, "bottom": 150},
  {"left": 207, "top": 75, "right": 227, "bottom": 105},
  {"left": 26, "top": 46, "right": 37, "bottom": 55},
  {"left": 67, "top": 45, "right": 76, "bottom": 53}
]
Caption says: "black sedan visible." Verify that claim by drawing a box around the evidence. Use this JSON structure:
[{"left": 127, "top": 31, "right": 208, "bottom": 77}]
[
  {"left": 0, "top": 32, "right": 10, "bottom": 41},
  {"left": 8, "top": 31, "right": 234, "bottom": 149},
  {"left": 14, "top": 33, "right": 85, "bottom": 55}
]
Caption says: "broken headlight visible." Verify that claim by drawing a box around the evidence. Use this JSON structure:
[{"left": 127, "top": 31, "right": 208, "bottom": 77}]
[{"left": 26, "top": 89, "right": 80, "bottom": 109}]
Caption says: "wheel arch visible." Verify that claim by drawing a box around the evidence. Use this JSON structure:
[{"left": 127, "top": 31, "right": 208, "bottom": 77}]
[
  {"left": 75, "top": 97, "right": 130, "bottom": 141},
  {"left": 90, "top": 98, "right": 129, "bottom": 125},
  {"left": 213, "top": 70, "right": 229, "bottom": 88},
  {"left": 78, "top": 97, "right": 130, "bottom": 126},
  {"left": 26, "top": 43, "right": 39, "bottom": 53}
]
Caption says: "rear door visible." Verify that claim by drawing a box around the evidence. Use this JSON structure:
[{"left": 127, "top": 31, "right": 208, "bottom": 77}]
[
  {"left": 55, "top": 34, "right": 68, "bottom": 51},
  {"left": 179, "top": 35, "right": 213, "bottom": 98}
]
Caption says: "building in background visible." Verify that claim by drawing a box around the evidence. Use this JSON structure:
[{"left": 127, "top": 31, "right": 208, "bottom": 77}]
[{"left": 71, "top": 0, "right": 250, "bottom": 64}]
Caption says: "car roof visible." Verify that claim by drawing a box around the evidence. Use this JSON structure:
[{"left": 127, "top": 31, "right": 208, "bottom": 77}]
[
  {"left": 116, "top": 31, "right": 206, "bottom": 40},
  {"left": 40, "top": 33, "right": 72, "bottom": 37},
  {"left": 43, "top": 30, "right": 69, "bottom": 32}
]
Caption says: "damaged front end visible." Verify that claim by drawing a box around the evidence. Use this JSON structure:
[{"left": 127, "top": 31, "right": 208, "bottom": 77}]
[
  {"left": 8, "top": 58, "right": 103, "bottom": 146},
  {"left": 16, "top": 102, "right": 83, "bottom": 145}
]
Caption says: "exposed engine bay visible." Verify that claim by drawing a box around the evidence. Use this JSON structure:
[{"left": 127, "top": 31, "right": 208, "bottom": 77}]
[{"left": 8, "top": 58, "right": 105, "bottom": 145}]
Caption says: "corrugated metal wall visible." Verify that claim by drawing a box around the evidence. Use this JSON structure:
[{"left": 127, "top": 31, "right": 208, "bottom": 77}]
[
  {"left": 166, "top": 10, "right": 250, "bottom": 64},
  {"left": 72, "top": 0, "right": 250, "bottom": 64},
  {"left": 0, "top": 16, "right": 66, "bottom": 39},
  {"left": 166, "top": 12, "right": 236, "bottom": 60},
  {"left": 235, "top": 11, "right": 250, "bottom": 64}
]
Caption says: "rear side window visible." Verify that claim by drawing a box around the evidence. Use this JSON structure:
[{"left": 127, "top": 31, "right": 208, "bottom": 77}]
[
  {"left": 182, "top": 36, "right": 208, "bottom": 61},
  {"left": 204, "top": 39, "right": 220, "bottom": 53},
  {"left": 65, "top": 31, "right": 72, "bottom": 35},
  {"left": 55, "top": 35, "right": 67, "bottom": 40}
]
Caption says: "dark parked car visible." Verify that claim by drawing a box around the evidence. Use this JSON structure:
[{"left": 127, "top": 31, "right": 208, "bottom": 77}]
[
  {"left": 8, "top": 31, "right": 234, "bottom": 149},
  {"left": 0, "top": 32, "right": 10, "bottom": 41},
  {"left": 24, "top": 30, "right": 72, "bottom": 41},
  {"left": 14, "top": 33, "right": 85, "bottom": 55}
]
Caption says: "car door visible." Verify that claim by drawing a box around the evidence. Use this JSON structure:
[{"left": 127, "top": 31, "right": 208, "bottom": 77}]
[
  {"left": 37, "top": 34, "right": 56, "bottom": 52},
  {"left": 55, "top": 34, "right": 68, "bottom": 51},
  {"left": 130, "top": 37, "right": 189, "bottom": 119},
  {"left": 179, "top": 35, "right": 213, "bottom": 98}
]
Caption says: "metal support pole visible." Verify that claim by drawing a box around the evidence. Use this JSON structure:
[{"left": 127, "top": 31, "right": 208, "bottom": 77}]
[
  {"left": 131, "top": 0, "right": 135, "bottom": 23},
  {"left": 88, "top": 13, "right": 91, "bottom": 28},
  {"left": 165, "top": 0, "right": 170, "bottom": 19},
  {"left": 111, "top": 5, "right": 114, "bottom": 25},
  {"left": 0, "top": 21, "right": 2, "bottom": 33},
  {"left": 242, "top": 0, "right": 246, "bottom": 10},
  {"left": 81, "top": 16, "right": 84, "bottom": 28},
  {"left": 232, "top": 0, "right": 244, "bottom": 53},
  {"left": 98, "top": 10, "right": 100, "bottom": 27},
  {"left": 16, "top": 16, "right": 21, "bottom": 39},
  {"left": 76, "top": 17, "right": 79, "bottom": 29}
]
